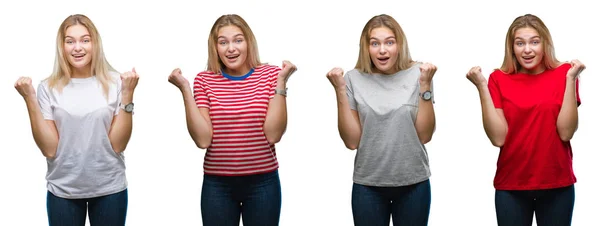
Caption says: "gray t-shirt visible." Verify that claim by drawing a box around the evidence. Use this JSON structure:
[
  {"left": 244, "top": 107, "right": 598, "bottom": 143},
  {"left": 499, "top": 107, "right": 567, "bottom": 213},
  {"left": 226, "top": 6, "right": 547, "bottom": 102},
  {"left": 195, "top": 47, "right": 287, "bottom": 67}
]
[
  {"left": 37, "top": 73, "right": 127, "bottom": 199},
  {"left": 345, "top": 62, "right": 433, "bottom": 187}
]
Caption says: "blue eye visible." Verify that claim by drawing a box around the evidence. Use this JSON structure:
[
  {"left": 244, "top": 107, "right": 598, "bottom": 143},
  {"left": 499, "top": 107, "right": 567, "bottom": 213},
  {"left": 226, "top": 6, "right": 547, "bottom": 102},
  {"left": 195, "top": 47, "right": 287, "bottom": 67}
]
[
  {"left": 386, "top": 41, "right": 394, "bottom": 45},
  {"left": 371, "top": 42, "right": 378, "bottom": 46}
]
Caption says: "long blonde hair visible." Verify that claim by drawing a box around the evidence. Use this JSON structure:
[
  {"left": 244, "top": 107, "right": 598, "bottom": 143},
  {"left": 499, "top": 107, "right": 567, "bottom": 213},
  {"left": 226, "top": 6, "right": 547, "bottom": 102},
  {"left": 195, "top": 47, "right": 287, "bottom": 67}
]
[
  {"left": 47, "top": 14, "right": 117, "bottom": 98},
  {"left": 206, "top": 14, "right": 261, "bottom": 74},
  {"left": 355, "top": 14, "right": 414, "bottom": 74},
  {"left": 500, "top": 14, "right": 560, "bottom": 74}
]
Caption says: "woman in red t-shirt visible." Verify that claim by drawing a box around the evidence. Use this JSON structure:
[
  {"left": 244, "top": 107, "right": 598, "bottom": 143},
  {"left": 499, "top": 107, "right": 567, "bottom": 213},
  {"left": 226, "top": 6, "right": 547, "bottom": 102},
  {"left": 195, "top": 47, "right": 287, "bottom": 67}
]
[
  {"left": 466, "top": 14, "right": 585, "bottom": 226},
  {"left": 167, "top": 14, "right": 296, "bottom": 226}
]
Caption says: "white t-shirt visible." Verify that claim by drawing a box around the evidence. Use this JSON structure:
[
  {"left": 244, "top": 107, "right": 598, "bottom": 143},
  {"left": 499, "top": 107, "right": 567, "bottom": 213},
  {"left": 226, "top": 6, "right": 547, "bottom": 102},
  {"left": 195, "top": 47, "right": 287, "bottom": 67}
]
[{"left": 37, "top": 72, "right": 128, "bottom": 199}]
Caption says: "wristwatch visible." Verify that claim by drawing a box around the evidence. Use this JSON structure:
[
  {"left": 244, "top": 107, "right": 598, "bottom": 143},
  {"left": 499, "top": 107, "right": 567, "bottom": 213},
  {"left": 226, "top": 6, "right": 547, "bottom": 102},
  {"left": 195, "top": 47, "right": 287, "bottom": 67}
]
[
  {"left": 120, "top": 103, "right": 135, "bottom": 113},
  {"left": 420, "top": 91, "right": 432, "bottom": 101},
  {"left": 275, "top": 88, "right": 287, "bottom": 97}
]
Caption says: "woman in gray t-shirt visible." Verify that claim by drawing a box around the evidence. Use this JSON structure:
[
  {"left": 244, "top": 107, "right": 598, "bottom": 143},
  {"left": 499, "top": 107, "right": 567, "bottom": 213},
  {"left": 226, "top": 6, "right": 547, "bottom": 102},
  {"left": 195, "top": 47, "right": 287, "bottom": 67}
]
[
  {"left": 14, "top": 14, "right": 139, "bottom": 226},
  {"left": 326, "top": 14, "right": 437, "bottom": 226}
]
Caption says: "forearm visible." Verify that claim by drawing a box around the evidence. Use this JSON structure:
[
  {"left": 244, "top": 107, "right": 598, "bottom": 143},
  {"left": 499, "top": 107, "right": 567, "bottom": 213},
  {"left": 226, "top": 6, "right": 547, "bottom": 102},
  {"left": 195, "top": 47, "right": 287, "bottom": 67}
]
[
  {"left": 109, "top": 93, "right": 133, "bottom": 153},
  {"left": 415, "top": 82, "right": 435, "bottom": 144},
  {"left": 478, "top": 85, "right": 508, "bottom": 147},
  {"left": 182, "top": 87, "right": 213, "bottom": 149},
  {"left": 26, "top": 96, "right": 58, "bottom": 158},
  {"left": 263, "top": 78, "right": 287, "bottom": 144},
  {"left": 556, "top": 79, "right": 578, "bottom": 141},
  {"left": 336, "top": 89, "right": 362, "bottom": 150}
]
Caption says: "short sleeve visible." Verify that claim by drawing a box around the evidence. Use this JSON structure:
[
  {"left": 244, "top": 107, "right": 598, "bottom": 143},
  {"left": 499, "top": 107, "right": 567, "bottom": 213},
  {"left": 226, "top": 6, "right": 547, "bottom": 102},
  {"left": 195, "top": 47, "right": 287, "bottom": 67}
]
[
  {"left": 37, "top": 82, "right": 54, "bottom": 120},
  {"left": 268, "top": 66, "right": 282, "bottom": 99},
  {"left": 194, "top": 73, "right": 210, "bottom": 109},
  {"left": 344, "top": 72, "right": 357, "bottom": 110},
  {"left": 488, "top": 71, "right": 503, "bottom": 109}
]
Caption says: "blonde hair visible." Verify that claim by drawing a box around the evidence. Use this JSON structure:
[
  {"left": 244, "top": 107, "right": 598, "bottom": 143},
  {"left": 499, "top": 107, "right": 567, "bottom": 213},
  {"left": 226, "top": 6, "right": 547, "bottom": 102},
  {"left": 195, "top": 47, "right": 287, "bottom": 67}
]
[
  {"left": 47, "top": 14, "right": 117, "bottom": 98},
  {"left": 206, "top": 14, "right": 261, "bottom": 73},
  {"left": 500, "top": 14, "right": 560, "bottom": 74},
  {"left": 355, "top": 14, "right": 414, "bottom": 74}
]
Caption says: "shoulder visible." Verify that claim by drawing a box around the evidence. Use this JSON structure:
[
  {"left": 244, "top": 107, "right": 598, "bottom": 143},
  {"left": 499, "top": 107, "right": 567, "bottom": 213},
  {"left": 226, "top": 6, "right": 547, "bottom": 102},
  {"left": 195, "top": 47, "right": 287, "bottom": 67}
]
[
  {"left": 554, "top": 62, "right": 572, "bottom": 74},
  {"left": 195, "top": 70, "right": 217, "bottom": 81},
  {"left": 345, "top": 68, "right": 363, "bottom": 79},
  {"left": 255, "top": 64, "right": 281, "bottom": 74},
  {"left": 489, "top": 69, "right": 509, "bottom": 80}
]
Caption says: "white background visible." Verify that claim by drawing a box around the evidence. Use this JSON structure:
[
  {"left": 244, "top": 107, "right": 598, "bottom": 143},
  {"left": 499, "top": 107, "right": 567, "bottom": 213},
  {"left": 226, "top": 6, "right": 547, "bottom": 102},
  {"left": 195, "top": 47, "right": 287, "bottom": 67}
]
[{"left": 1, "top": 0, "right": 598, "bottom": 225}]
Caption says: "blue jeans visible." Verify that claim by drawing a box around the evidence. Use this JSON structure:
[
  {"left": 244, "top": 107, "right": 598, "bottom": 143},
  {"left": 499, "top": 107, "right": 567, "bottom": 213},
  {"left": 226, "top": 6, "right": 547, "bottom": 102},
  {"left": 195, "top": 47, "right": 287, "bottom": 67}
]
[
  {"left": 352, "top": 179, "right": 431, "bottom": 226},
  {"left": 47, "top": 189, "right": 128, "bottom": 226},
  {"left": 201, "top": 170, "right": 281, "bottom": 226},
  {"left": 495, "top": 185, "right": 575, "bottom": 226}
]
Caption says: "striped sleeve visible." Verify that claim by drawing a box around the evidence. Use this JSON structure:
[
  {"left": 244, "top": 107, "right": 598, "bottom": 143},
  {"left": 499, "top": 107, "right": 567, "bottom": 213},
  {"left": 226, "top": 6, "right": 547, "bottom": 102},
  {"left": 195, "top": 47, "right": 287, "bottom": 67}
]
[{"left": 194, "top": 73, "right": 210, "bottom": 108}]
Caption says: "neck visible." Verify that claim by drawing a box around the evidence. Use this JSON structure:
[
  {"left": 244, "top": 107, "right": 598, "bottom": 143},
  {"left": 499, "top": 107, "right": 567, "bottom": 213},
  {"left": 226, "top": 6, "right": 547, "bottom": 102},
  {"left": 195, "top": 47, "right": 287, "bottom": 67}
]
[
  {"left": 71, "top": 65, "right": 92, "bottom": 78},
  {"left": 223, "top": 65, "right": 251, "bottom": 76}
]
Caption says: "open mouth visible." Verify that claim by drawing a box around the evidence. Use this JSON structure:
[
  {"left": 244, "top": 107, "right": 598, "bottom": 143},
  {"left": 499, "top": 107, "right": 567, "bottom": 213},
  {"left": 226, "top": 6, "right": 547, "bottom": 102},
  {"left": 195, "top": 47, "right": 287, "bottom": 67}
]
[
  {"left": 72, "top": 54, "right": 86, "bottom": 60},
  {"left": 226, "top": 55, "right": 239, "bottom": 61},
  {"left": 377, "top": 56, "right": 390, "bottom": 64},
  {"left": 522, "top": 56, "right": 535, "bottom": 63}
]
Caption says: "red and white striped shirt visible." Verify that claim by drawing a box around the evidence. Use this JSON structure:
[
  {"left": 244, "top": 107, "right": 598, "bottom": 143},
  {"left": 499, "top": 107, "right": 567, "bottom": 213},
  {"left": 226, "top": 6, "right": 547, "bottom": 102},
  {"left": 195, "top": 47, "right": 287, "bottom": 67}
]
[{"left": 194, "top": 64, "right": 281, "bottom": 176}]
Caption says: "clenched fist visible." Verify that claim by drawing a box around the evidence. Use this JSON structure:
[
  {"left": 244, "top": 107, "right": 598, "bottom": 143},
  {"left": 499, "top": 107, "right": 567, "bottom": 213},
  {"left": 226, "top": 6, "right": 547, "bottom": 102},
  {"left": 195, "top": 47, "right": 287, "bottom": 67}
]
[
  {"left": 326, "top": 67, "right": 346, "bottom": 91},
  {"left": 419, "top": 63, "right": 437, "bottom": 84},
  {"left": 278, "top": 60, "right": 297, "bottom": 83},
  {"left": 15, "top": 77, "right": 36, "bottom": 99},
  {"left": 566, "top": 59, "right": 585, "bottom": 81},
  {"left": 168, "top": 68, "right": 190, "bottom": 89},
  {"left": 466, "top": 66, "right": 487, "bottom": 87},
  {"left": 121, "top": 67, "right": 140, "bottom": 96}
]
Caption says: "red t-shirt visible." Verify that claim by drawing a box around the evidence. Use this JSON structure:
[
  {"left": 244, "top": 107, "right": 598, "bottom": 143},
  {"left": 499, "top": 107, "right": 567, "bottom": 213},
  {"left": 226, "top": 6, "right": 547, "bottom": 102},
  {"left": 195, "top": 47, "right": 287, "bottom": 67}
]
[
  {"left": 488, "top": 63, "right": 580, "bottom": 190},
  {"left": 194, "top": 64, "right": 281, "bottom": 176}
]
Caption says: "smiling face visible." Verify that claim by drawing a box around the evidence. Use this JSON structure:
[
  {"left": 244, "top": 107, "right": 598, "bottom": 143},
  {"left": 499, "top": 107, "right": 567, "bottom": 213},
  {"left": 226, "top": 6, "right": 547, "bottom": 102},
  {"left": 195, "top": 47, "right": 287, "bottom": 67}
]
[
  {"left": 368, "top": 27, "right": 399, "bottom": 74},
  {"left": 513, "top": 27, "right": 545, "bottom": 74},
  {"left": 216, "top": 25, "right": 250, "bottom": 76},
  {"left": 63, "top": 24, "right": 93, "bottom": 76}
]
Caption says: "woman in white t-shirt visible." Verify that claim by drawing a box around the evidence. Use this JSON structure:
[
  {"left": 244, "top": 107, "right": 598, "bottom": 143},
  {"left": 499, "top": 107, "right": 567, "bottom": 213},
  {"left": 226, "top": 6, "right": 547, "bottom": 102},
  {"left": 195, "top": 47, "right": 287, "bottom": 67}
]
[{"left": 14, "top": 14, "right": 139, "bottom": 226}]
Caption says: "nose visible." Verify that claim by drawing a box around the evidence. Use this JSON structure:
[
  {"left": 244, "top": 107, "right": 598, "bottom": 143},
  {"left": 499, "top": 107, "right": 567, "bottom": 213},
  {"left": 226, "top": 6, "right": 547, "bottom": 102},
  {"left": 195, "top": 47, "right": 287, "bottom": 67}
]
[
  {"left": 227, "top": 42, "right": 235, "bottom": 52},
  {"left": 524, "top": 43, "right": 532, "bottom": 53},
  {"left": 74, "top": 41, "right": 83, "bottom": 52},
  {"left": 379, "top": 44, "right": 387, "bottom": 55}
]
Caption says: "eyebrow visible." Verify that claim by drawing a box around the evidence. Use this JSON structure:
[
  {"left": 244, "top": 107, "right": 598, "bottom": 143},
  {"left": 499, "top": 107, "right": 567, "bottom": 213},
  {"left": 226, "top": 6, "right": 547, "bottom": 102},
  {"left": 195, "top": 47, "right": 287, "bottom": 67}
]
[
  {"left": 65, "top": 34, "right": 91, "bottom": 39},
  {"left": 218, "top": 34, "right": 244, "bottom": 39},
  {"left": 514, "top": 36, "right": 540, "bottom": 40},
  {"left": 369, "top": 36, "right": 396, "bottom": 41}
]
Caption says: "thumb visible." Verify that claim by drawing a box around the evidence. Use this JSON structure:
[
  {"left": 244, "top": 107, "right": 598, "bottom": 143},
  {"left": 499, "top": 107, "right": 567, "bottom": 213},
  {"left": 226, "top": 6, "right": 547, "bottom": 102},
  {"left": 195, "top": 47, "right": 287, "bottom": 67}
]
[{"left": 132, "top": 67, "right": 137, "bottom": 74}]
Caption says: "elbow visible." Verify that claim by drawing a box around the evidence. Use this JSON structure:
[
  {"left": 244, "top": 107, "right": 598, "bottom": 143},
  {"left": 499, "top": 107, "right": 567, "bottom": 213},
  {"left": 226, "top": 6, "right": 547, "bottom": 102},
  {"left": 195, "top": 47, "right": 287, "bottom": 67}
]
[
  {"left": 266, "top": 134, "right": 282, "bottom": 145},
  {"left": 420, "top": 136, "right": 432, "bottom": 144},
  {"left": 43, "top": 151, "right": 56, "bottom": 159},
  {"left": 558, "top": 131, "right": 574, "bottom": 142},
  {"left": 491, "top": 138, "right": 505, "bottom": 147},
  {"left": 345, "top": 143, "right": 358, "bottom": 150},
  {"left": 195, "top": 138, "right": 212, "bottom": 149},
  {"left": 343, "top": 140, "right": 359, "bottom": 150},
  {"left": 196, "top": 142, "right": 210, "bottom": 149}
]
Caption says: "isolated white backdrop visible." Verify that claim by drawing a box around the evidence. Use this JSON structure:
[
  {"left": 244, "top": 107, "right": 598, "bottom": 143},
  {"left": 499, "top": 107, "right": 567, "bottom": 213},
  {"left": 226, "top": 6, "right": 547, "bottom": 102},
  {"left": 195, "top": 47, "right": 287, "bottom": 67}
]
[{"left": 0, "top": 0, "right": 597, "bottom": 225}]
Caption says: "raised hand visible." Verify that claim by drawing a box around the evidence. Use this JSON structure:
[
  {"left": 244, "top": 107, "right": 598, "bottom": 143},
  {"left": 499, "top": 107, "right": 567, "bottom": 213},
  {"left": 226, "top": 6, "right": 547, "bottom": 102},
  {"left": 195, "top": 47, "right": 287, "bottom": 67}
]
[
  {"left": 566, "top": 59, "right": 585, "bottom": 81},
  {"left": 168, "top": 68, "right": 190, "bottom": 89},
  {"left": 466, "top": 66, "right": 488, "bottom": 87},
  {"left": 419, "top": 63, "right": 437, "bottom": 84},
  {"left": 121, "top": 67, "right": 140, "bottom": 96},
  {"left": 326, "top": 67, "right": 346, "bottom": 91},
  {"left": 278, "top": 60, "right": 297, "bottom": 83},
  {"left": 15, "top": 77, "right": 36, "bottom": 99}
]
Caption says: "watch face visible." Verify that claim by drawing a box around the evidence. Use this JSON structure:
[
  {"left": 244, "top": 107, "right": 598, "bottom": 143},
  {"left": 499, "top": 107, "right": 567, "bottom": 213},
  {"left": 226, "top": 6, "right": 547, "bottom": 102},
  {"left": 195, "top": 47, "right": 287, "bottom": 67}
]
[
  {"left": 125, "top": 103, "right": 134, "bottom": 112},
  {"left": 423, "top": 91, "right": 432, "bottom": 100}
]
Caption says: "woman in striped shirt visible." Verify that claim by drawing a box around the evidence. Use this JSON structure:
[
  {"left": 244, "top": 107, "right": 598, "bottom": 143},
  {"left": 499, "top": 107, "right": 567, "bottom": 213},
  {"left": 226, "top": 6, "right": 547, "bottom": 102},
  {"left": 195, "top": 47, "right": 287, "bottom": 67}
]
[{"left": 168, "top": 14, "right": 296, "bottom": 226}]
